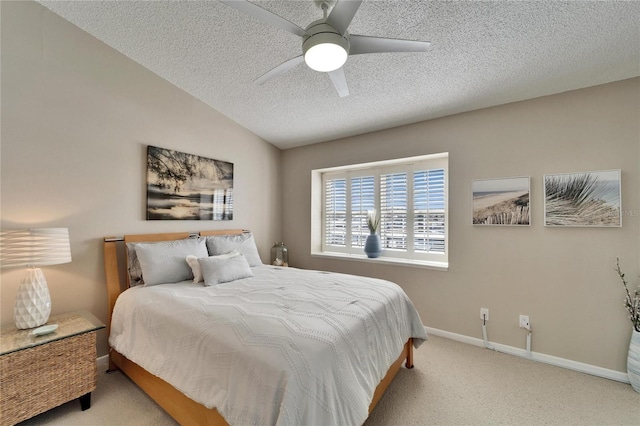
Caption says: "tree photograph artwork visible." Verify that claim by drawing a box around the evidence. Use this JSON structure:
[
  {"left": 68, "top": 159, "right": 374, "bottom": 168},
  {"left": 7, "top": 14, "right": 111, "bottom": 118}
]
[
  {"left": 544, "top": 169, "right": 621, "bottom": 227},
  {"left": 146, "top": 145, "right": 233, "bottom": 220},
  {"left": 472, "top": 176, "right": 530, "bottom": 226}
]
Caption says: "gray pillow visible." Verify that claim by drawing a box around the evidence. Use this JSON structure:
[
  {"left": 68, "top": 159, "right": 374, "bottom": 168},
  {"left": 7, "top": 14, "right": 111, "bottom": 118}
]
[
  {"left": 199, "top": 253, "right": 253, "bottom": 286},
  {"left": 126, "top": 242, "right": 144, "bottom": 286},
  {"left": 135, "top": 238, "right": 208, "bottom": 286},
  {"left": 205, "top": 233, "right": 262, "bottom": 267}
]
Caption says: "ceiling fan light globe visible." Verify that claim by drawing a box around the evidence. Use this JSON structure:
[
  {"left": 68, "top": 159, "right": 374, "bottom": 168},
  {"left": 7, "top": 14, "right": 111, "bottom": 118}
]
[
  {"left": 305, "top": 43, "right": 348, "bottom": 72},
  {"left": 302, "top": 29, "right": 349, "bottom": 73}
]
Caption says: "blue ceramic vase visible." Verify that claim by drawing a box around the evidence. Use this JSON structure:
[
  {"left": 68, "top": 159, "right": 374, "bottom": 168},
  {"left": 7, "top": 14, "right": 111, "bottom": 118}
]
[{"left": 364, "top": 233, "right": 381, "bottom": 258}]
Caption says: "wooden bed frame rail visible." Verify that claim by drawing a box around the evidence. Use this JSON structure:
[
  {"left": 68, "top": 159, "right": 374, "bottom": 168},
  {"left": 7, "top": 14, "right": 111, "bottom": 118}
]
[{"left": 103, "top": 230, "right": 413, "bottom": 425}]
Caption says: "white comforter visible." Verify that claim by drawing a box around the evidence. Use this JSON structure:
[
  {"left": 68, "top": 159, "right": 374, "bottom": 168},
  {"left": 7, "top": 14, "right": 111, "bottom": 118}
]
[{"left": 110, "top": 266, "right": 427, "bottom": 426}]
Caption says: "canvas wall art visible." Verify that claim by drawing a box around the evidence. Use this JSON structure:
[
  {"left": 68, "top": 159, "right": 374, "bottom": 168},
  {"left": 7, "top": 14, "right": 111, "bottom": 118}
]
[
  {"left": 544, "top": 169, "right": 621, "bottom": 227},
  {"left": 146, "top": 145, "right": 233, "bottom": 220},
  {"left": 472, "top": 176, "right": 530, "bottom": 226}
]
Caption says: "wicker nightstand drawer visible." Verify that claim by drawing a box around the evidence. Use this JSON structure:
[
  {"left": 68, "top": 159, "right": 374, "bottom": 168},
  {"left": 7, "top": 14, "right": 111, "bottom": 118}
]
[
  {"left": 0, "top": 333, "right": 96, "bottom": 425},
  {"left": 0, "top": 311, "right": 104, "bottom": 426}
]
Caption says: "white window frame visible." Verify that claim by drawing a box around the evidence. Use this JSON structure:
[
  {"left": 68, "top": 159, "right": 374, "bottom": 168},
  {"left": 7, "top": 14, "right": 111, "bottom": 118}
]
[{"left": 311, "top": 153, "right": 448, "bottom": 270}]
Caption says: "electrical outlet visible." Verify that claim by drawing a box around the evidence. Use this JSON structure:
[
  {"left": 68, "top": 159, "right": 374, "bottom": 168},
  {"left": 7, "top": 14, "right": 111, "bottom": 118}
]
[
  {"left": 480, "top": 308, "right": 489, "bottom": 321},
  {"left": 519, "top": 315, "right": 530, "bottom": 329}
]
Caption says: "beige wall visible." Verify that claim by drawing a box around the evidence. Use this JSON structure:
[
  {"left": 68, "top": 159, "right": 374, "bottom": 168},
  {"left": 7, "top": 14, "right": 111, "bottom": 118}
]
[
  {"left": 282, "top": 78, "right": 640, "bottom": 372},
  {"left": 0, "top": 1, "right": 282, "bottom": 356}
]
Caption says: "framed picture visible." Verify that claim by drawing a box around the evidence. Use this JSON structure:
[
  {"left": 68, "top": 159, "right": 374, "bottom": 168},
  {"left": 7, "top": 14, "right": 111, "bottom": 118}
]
[
  {"left": 146, "top": 145, "right": 233, "bottom": 220},
  {"left": 472, "top": 176, "right": 530, "bottom": 226},
  {"left": 544, "top": 169, "right": 621, "bottom": 227}
]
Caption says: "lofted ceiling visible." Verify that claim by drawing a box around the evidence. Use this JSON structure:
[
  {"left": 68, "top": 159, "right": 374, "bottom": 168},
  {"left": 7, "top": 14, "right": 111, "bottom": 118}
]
[{"left": 37, "top": 0, "right": 640, "bottom": 150}]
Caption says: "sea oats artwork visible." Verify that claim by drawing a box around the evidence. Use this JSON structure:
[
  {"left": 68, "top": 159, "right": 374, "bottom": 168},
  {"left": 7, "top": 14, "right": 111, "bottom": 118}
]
[
  {"left": 472, "top": 176, "right": 530, "bottom": 226},
  {"left": 544, "top": 169, "right": 621, "bottom": 227}
]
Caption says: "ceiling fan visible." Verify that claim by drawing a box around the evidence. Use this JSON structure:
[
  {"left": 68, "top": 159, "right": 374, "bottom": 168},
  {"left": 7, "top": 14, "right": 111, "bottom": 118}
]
[{"left": 220, "top": 0, "right": 431, "bottom": 97}]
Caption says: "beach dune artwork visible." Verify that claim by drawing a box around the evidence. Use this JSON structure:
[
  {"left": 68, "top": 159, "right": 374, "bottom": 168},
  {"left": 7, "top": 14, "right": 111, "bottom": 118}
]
[
  {"left": 473, "top": 177, "right": 530, "bottom": 226},
  {"left": 544, "top": 169, "right": 621, "bottom": 227},
  {"left": 146, "top": 145, "right": 233, "bottom": 220}
]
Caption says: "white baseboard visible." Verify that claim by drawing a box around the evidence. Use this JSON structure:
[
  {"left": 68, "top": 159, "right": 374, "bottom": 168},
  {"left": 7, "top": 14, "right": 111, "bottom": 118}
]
[
  {"left": 97, "top": 354, "right": 109, "bottom": 370},
  {"left": 425, "top": 326, "right": 630, "bottom": 384}
]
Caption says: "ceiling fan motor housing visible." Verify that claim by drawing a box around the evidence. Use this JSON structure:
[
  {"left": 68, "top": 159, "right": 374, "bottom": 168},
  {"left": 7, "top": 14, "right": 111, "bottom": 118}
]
[{"left": 302, "top": 21, "right": 350, "bottom": 72}]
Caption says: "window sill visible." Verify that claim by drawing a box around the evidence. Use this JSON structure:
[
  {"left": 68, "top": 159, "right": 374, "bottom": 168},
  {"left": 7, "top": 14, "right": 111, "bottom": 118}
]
[{"left": 311, "top": 251, "right": 448, "bottom": 271}]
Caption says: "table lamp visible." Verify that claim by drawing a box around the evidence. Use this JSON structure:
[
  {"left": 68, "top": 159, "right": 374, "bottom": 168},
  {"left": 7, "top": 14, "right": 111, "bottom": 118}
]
[{"left": 0, "top": 228, "right": 72, "bottom": 329}]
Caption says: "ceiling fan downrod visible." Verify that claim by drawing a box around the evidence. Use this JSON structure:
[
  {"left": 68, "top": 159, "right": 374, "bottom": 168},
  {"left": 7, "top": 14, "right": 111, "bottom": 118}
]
[{"left": 321, "top": 2, "right": 329, "bottom": 19}]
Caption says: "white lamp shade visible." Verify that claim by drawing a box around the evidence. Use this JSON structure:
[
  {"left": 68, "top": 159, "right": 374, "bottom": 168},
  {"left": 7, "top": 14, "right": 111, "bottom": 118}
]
[
  {"left": 1, "top": 228, "right": 71, "bottom": 329},
  {"left": 0, "top": 228, "right": 72, "bottom": 267}
]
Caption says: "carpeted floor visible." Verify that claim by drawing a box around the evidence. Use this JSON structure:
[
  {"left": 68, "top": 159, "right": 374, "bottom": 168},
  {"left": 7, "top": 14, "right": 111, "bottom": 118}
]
[{"left": 17, "top": 335, "right": 640, "bottom": 425}]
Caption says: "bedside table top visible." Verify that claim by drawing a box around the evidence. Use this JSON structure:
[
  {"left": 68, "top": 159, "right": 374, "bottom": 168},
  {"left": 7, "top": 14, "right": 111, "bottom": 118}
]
[{"left": 0, "top": 310, "right": 105, "bottom": 356}]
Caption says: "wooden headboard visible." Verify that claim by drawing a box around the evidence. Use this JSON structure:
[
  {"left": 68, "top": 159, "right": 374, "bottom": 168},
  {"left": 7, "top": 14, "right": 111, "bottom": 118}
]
[{"left": 103, "top": 229, "right": 245, "bottom": 327}]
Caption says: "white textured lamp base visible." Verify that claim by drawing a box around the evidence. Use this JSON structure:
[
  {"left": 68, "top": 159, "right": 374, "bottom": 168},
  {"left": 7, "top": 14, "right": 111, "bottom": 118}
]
[{"left": 14, "top": 268, "right": 51, "bottom": 329}]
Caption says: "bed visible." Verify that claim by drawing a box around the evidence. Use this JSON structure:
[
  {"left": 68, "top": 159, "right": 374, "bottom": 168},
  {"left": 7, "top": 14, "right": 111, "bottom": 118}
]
[{"left": 103, "top": 230, "right": 427, "bottom": 425}]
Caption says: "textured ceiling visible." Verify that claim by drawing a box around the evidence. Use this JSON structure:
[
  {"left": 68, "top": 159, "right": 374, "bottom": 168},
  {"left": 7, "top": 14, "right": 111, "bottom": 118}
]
[{"left": 37, "top": 1, "right": 640, "bottom": 150}]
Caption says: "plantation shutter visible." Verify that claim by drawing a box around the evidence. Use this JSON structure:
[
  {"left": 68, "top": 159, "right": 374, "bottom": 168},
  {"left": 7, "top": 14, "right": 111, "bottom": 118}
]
[
  {"left": 414, "top": 169, "right": 445, "bottom": 253},
  {"left": 380, "top": 172, "right": 408, "bottom": 250},
  {"left": 324, "top": 177, "right": 347, "bottom": 247},
  {"left": 351, "top": 176, "right": 375, "bottom": 247}
]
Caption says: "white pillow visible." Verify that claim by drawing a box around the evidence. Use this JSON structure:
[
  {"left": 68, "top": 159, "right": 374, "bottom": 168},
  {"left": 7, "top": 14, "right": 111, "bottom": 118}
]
[
  {"left": 199, "top": 253, "right": 253, "bottom": 286},
  {"left": 205, "top": 233, "right": 262, "bottom": 267},
  {"left": 186, "top": 250, "right": 240, "bottom": 283},
  {"left": 135, "top": 238, "right": 208, "bottom": 286}
]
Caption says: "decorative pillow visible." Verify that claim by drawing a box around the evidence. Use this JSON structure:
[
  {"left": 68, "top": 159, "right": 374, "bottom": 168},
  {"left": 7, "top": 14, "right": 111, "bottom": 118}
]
[
  {"left": 199, "top": 253, "right": 254, "bottom": 286},
  {"left": 186, "top": 250, "right": 240, "bottom": 283},
  {"left": 126, "top": 243, "right": 144, "bottom": 286},
  {"left": 205, "top": 233, "right": 262, "bottom": 267},
  {"left": 135, "top": 238, "right": 208, "bottom": 286}
]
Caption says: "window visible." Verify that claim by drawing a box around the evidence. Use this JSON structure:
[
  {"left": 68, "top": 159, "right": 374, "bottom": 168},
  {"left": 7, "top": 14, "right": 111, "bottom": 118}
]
[{"left": 312, "top": 153, "right": 448, "bottom": 269}]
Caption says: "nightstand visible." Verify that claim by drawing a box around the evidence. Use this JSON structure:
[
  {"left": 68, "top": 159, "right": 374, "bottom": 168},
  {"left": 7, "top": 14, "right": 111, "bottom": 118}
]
[{"left": 0, "top": 310, "right": 105, "bottom": 426}]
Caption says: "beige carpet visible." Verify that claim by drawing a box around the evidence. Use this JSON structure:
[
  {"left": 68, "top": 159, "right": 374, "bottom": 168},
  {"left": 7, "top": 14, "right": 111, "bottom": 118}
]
[{"left": 17, "top": 336, "right": 640, "bottom": 426}]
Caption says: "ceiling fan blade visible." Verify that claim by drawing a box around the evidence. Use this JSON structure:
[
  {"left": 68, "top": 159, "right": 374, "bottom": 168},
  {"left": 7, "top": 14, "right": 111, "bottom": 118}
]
[
  {"left": 219, "top": 0, "right": 307, "bottom": 38},
  {"left": 326, "top": 0, "right": 362, "bottom": 35},
  {"left": 349, "top": 34, "right": 431, "bottom": 55},
  {"left": 328, "top": 68, "right": 350, "bottom": 98},
  {"left": 254, "top": 55, "right": 304, "bottom": 85}
]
